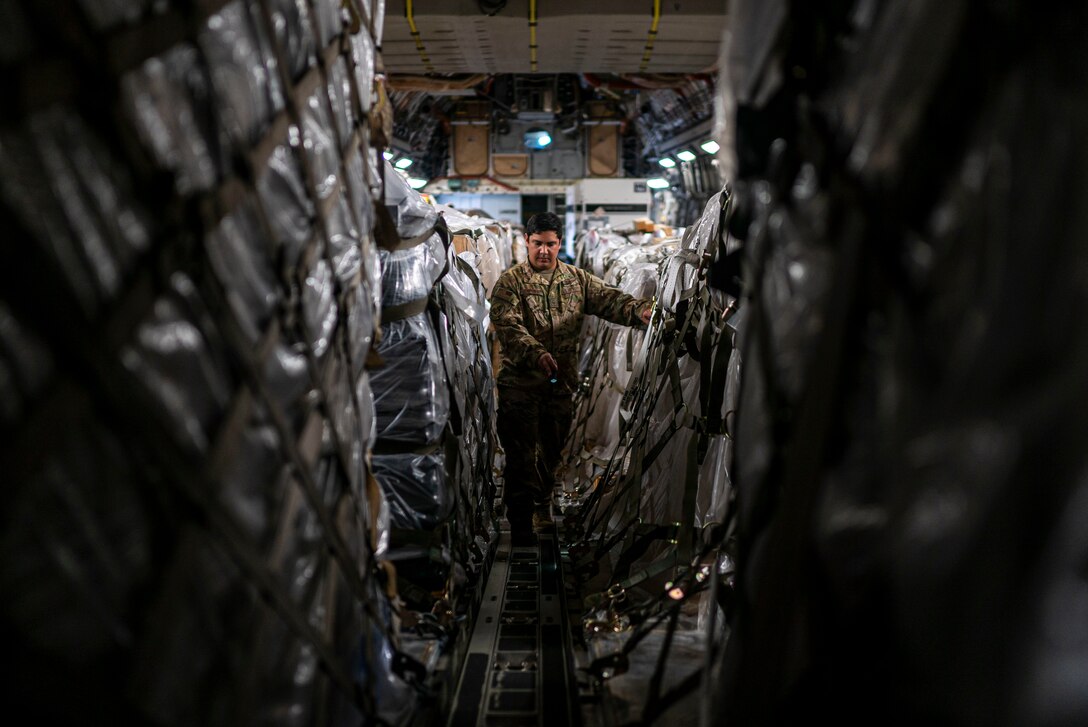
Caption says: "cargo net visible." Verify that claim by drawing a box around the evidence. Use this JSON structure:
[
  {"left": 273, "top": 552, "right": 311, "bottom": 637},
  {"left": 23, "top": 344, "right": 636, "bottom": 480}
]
[
  {"left": 370, "top": 170, "right": 504, "bottom": 652},
  {"left": 0, "top": 2, "right": 493, "bottom": 724},
  {"left": 709, "top": 3, "right": 1088, "bottom": 725},
  {"left": 557, "top": 189, "right": 742, "bottom": 722}
]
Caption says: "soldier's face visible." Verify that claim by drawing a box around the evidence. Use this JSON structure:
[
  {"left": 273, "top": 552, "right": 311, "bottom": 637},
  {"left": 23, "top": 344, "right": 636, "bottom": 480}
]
[{"left": 528, "top": 231, "right": 561, "bottom": 272}]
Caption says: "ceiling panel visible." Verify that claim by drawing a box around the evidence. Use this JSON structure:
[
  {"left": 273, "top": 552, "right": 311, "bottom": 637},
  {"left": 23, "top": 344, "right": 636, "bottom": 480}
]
[{"left": 382, "top": 0, "right": 726, "bottom": 74}]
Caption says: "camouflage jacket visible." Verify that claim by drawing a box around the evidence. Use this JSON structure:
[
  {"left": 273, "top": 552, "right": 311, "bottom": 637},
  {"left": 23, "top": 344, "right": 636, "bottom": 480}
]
[{"left": 490, "top": 261, "right": 650, "bottom": 388}]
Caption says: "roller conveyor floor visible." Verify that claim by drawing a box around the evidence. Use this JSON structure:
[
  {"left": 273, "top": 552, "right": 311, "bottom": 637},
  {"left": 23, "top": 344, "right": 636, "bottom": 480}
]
[{"left": 447, "top": 523, "right": 581, "bottom": 727}]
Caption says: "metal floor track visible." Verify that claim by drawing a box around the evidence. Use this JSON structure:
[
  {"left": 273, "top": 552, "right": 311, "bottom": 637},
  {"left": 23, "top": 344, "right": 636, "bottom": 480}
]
[{"left": 448, "top": 528, "right": 580, "bottom": 726}]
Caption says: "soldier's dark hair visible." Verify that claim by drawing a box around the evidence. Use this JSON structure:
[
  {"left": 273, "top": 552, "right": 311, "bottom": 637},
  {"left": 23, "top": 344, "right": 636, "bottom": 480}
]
[{"left": 526, "top": 212, "right": 563, "bottom": 240}]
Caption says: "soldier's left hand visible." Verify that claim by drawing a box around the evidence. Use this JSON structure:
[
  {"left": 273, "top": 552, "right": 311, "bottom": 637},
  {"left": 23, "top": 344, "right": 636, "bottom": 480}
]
[{"left": 640, "top": 307, "right": 653, "bottom": 325}]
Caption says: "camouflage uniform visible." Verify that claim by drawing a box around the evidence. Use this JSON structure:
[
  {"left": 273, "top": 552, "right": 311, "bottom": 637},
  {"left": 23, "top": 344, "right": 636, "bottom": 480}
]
[{"left": 490, "top": 260, "right": 651, "bottom": 534}]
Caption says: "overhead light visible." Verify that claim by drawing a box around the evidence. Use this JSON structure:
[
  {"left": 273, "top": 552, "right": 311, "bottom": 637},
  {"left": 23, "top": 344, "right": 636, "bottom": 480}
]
[
  {"left": 382, "top": 150, "right": 394, "bottom": 160},
  {"left": 646, "top": 177, "right": 670, "bottom": 189},
  {"left": 524, "top": 127, "right": 552, "bottom": 149},
  {"left": 395, "top": 157, "right": 414, "bottom": 169},
  {"left": 407, "top": 178, "right": 428, "bottom": 190},
  {"left": 676, "top": 150, "right": 697, "bottom": 162},
  {"left": 700, "top": 140, "right": 720, "bottom": 154},
  {"left": 657, "top": 157, "right": 676, "bottom": 168}
]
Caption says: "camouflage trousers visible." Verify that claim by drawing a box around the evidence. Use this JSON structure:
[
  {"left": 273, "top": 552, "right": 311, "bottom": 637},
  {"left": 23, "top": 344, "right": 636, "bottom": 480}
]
[{"left": 496, "top": 384, "right": 573, "bottom": 534}]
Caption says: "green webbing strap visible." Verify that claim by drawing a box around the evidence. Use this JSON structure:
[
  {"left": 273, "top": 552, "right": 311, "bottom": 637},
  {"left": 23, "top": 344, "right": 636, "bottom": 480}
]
[
  {"left": 434, "top": 215, "right": 452, "bottom": 279},
  {"left": 612, "top": 547, "right": 681, "bottom": 596},
  {"left": 380, "top": 296, "right": 428, "bottom": 323},
  {"left": 676, "top": 427, "right": 702, "bottom": 555},
  {"left": 705, "top": 320, "right": 735, "bottom": 440},
  {"left": 447, "top": 227, "right": 482, "bottom": 238},
  {"left": 573, "top": 518, "right": 634, "bottom": 573},
  {"left": 609, "top": 522, "right": 681, "bottom": 583},
  {"left": 626, "top": 327, "right": 636, "bottom": 372},
  {"left": 644, "top": 597, "right": 682, "bottom": 718},
  {"left": 370, "top": 439, "right": 442, "bottom": 456},
  {"left": 389, "top": 527, "right": 439, "bottom": 549},
  {"left": 395, "top": 224, "right": 440, "bottom": 251},
  {"left": 452, "top": 254, "right": 481, "bottom": 288}
]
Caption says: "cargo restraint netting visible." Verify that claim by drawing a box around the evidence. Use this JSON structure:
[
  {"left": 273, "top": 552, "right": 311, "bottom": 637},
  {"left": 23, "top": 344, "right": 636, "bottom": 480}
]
[
  {"left": 368, "top": 163, "right": 504, "bottom": 683},
  {"left": 0, "top": 1, "right": 444, "bottom": 724},
  {"left": 558, "top": 194, "right": 744, "bottom": 724},
  {"left": 712, "top": 1, "right": 1088, "bottom": 726}
]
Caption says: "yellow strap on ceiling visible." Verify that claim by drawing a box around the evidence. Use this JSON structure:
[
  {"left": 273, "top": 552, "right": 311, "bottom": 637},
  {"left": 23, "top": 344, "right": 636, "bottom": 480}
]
[
  {"left": 639, "top": 0, "right": 661, "bottom": 72},
  {"left": 529, "top": 0, "right": 538, "bottom": 72},
  {"left": 405, "top": 0, "right": 434, "bottom": 72}
]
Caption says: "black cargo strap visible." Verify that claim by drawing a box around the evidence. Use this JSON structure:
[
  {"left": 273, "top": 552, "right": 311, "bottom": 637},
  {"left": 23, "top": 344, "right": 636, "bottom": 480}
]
[
  {"left": 578, "top": 301, "right": 691, "bottom": 536},
  {"left": 561, "top": 328, "right": 614, "bottom": 457}
]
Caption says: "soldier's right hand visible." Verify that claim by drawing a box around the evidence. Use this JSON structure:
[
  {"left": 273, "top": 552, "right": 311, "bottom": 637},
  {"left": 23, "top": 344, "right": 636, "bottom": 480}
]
[{"left": 538, "top": 352, "right": 559, "bottom": 377}]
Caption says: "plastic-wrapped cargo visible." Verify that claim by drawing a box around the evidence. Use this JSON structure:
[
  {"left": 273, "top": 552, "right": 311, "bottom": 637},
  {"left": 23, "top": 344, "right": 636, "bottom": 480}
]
[
  {"left": 199, "top": 0, "right": 284, "bottom": 149},
  {"left": 714, "top": 2, "right": 1088, "bottom": 725},
  {"left": 350, "top": 28, "right": 377, "bottom": 114},
  {"left": 562, "top": 234, "right": 676, "bottom": 489},
  {"left": 370, "top": 312, "right": 448, "bottom": 446},
  {"left": 217, "top": 408, "right": 286, "bottom": 546},
  {"left": 262, "top": 342, "right": 312, "bottom": 432},
  {"left": 206, "top": 194, "right": 280, "bottom": 343},
  {"left": 563, "top": 192, "right": 738, "bottom": 685},
  {"left": 327, "top": 355, "right": 364, "bottom": 492},
  {"left": 302, "top": 257, "right": 337, "bottom": 361},
  {"left": 0, "top": 1, "right": 413, "bottom": 723},
  {"left": 381, "top": 159, "right": 438, "bottom": 240},
  {"left": 378, "top": 231, "right": 447, "bottom": 307},
  {"left": 344, "top": 142, "right": 383, "bottom": 319},
  {"left": 327, "top": 55, "right": 355, "bottom": 147},
  {"left": 267, "top": 0, "right": 316, "bottom": 81},
  {"left": 435, "top": 204, "right": 509, "bottom": 297},
  {"left": 309, "top": 0, "right": 341, "bottom": 47},
  {"left": 122, "top": 44, "right": 222, "bottom": 193},
  {"left": 557, "top": 192, "right": 742, "bottom": 727},
  {"left": 76, "top": 0, "right": 165, "bottom": 31},
  {"left": 0, "top": 420, "right": 156, "bottom": 702},
  {"left": 258, "top": 141, "right": 314, "bottom": 268},
  {"left": 327, "top": 188, "right": 363, "bottom": 283},
  {"left": 345, "top": 284, "right": 377, "bottom": 379},
  {"left": 435, "top": 251, "right": 497, "bottom": 545},
  {"left": 0, "top": 106, "right": 153, "bottom": 314},
  {"left": 0, "top": 302, "right": 55, "bottom": 427},
  {"left": 121, "top": 274, "right": 236, "bottom": 455},
  {"left": 370, "top": 451, "right": 450, "bottom": 531}
]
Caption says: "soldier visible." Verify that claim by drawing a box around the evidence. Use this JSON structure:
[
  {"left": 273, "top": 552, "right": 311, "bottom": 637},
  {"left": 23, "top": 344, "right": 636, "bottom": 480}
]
[{"left": 490, "top": 212, "right": 653, "bottom": 545}]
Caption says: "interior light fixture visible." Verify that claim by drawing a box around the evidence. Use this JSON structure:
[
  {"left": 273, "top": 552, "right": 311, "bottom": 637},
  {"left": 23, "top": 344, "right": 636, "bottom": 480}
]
[
  {"left": 382, "top": 150, "right": 394, "bottom": 160},
  {"left": 395, "top": 157, "right": 414, "bottom": 169},
  {"left": 676, "top": 149, "right": 697, "bottom": 162},
  {"left": 524, "top": 127, "right": 553, "bottom": 149},
  {"left": 407, "top": 178, "right": 428, "bottom": 190},
  {"left": 658, "top": 157, "right": 676, "bottom": 168},
  {"left": 700, "top": 140, "right": 720, "bottom": 154},
  {"left": 646, "top": 177, "right": 670, "bottom": 190}
]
